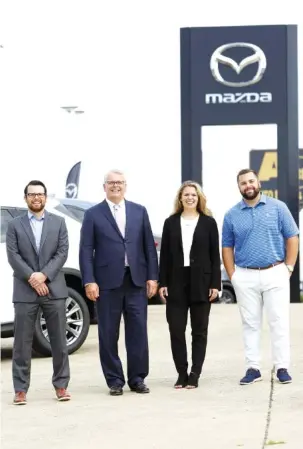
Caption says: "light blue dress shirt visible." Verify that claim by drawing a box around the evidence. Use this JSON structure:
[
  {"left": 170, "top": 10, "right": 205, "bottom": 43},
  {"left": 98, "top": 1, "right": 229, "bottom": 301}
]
[{"left": 28, "top": 211, "right": 45, "bottom": 252}]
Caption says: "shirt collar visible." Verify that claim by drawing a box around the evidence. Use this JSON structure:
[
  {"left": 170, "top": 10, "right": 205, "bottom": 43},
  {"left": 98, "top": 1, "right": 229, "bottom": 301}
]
[
  {"left": 240, "top": 193, "right": 267, "bottom": 209},
  {"left": 106, "top": 198, "right": 125, "bottom": 209},
  {"left": 28, "top": 210, "right": 45, "bottom": 220}
]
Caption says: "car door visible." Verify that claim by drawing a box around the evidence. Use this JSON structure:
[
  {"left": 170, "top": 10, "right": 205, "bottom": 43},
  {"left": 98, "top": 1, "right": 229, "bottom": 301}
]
[{"left": 0, "top": 207, "right": 16, "bottom": 323}]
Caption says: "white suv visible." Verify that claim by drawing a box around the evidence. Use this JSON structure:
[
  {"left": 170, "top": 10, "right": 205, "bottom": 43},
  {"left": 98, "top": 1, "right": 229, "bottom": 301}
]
[{"left": 0, "top": 197, "right": 93, "bottom": 356}]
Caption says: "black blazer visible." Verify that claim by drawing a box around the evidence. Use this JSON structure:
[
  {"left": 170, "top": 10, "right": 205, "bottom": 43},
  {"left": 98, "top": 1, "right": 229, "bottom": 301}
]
[{"left": 159, "top": 212, "right": 221, "bottom": 303}]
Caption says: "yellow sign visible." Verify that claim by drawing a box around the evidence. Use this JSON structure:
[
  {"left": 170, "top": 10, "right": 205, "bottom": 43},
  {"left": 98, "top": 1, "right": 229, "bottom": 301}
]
[
  {"left": 261, "top": 189, "right": 278, "bottom": 198},
  {"left": 258, "top": 152, "right": 277, "bottom": 182},
  {"left": 250, "top": 149, "right": 303, "bottom": 209},
  {"left": 258, "top": 150, "right": 303, "bottom": 182}
]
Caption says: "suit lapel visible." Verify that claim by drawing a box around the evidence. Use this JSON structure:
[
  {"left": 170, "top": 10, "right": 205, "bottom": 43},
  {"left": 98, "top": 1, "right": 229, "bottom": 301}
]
[
  {"left": 101, "top": 200, "right": 123, "bottom": 238},
  {"left": 39, "top": 211, "right": 49, "bottom": 252},
  {"left": 124, "top": 200, "right": 130, "bottom": 240},
  {"left": 21, "top": 210, "right": 50, "bottom": 254},
  {"left": 173, "top": 214, "right": 183, "bottom": 252},
  {"left": 21, "top": 214, "right": 38, "bottom": 253},
  {"left": 191, "top": 214, "right": 202, "bottom": 247}
]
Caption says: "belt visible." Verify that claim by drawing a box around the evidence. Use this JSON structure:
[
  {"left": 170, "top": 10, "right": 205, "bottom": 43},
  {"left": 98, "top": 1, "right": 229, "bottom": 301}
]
[{"left": 245, "top": 261, "right": 283, "bottom": 270}]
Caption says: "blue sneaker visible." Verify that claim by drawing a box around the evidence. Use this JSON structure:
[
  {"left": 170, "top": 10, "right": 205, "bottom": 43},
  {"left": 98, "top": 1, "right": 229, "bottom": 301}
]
[
  {"left": 277, "top": 368, "right": 292, "bottom": 384},
  {"left": 240, "top": 368, "right": 262, "bottom": 385}
]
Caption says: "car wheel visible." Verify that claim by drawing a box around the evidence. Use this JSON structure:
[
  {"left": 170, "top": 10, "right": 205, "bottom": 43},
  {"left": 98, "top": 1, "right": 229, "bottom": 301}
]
[
  {"left": 218, "top": 288, "right": 237, "bottom": 304},
  {"left": 32, "top": 287, "right": 90, "bottom": 357}
]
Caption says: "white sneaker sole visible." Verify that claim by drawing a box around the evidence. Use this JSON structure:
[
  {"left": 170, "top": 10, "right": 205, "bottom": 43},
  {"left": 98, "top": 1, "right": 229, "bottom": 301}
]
[
  {"left": 57, "top": 396, "right": 71, "bottom": 401},
  {"left": 240, "top": 377, "right": 262, "bottom": 385}
]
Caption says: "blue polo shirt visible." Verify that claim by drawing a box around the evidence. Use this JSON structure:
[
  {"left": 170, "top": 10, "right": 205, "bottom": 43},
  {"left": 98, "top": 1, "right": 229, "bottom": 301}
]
[{"left": 222, "top": 194, "right": 299, "bottom": 268}]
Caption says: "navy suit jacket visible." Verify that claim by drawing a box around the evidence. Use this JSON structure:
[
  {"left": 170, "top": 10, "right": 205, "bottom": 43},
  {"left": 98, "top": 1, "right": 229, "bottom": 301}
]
[{"left": 79, "top": 199, "right": 159, "bottom": 290}]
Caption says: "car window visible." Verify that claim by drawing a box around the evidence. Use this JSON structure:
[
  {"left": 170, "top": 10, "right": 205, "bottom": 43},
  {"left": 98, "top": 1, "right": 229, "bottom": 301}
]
[
  {"left": 63, "top": 205, "right": 85, "bottom": 223},
  {"left": 11, "top": 207, "right": 27, "bottom": 217},
  {"left": 0, "top": 208, "right": 15, "bottom": 243},
  {"left": 8, "top": 204, "right": 77, "bottom": 222},
  {"left": 53, "top": 204, "right": 79, "bottom": 220}
]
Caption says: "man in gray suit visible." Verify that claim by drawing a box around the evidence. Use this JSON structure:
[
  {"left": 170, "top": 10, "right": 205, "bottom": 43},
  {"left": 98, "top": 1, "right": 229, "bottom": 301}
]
[{"left": 6, "top": 180, "right": 71, "bottom": 405}]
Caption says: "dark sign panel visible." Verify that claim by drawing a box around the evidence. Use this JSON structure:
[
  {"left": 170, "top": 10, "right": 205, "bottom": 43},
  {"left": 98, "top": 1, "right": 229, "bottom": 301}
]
[
  {"left": 182, "top": 26, "right": 289, "bottom": 127},
  {"left": 249, "top": 149, "right": 303, "bottom": 209},
  {"left": 180, "top": 24, "right": 299, "bottom": 301}
]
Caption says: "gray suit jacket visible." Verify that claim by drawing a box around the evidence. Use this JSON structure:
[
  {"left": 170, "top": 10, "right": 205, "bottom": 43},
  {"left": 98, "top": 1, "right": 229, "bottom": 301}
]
[{"left": 6, "top": 210, "right": 69, "bottom": 303}]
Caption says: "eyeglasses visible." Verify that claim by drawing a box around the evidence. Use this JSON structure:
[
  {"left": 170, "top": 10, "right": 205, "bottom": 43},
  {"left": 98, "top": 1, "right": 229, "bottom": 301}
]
[
  {"left": 27, "top": 193, "right": 46, "bottom": 198},
  {"left": 105, "top": 181, "right": 125, "bottom": 186}
]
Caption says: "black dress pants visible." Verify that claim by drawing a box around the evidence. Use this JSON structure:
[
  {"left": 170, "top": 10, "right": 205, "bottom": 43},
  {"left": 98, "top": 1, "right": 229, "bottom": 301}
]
[{"left": 166, "top": 267, "right": 211, "bottom": 376}]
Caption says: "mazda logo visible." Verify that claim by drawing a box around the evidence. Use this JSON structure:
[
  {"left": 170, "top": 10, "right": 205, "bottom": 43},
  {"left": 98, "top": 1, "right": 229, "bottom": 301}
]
[
  {"left": 65, "top": 183, "right": 78, "bottom": 199},
  {"left": 210, "top": 42, "right": 267, "bottom": 87}
]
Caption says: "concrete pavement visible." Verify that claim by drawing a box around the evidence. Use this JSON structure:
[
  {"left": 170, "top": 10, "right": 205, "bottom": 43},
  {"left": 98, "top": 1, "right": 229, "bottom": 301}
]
[{"left": 1, "top": 304, "right": 302, "bottom": 449}]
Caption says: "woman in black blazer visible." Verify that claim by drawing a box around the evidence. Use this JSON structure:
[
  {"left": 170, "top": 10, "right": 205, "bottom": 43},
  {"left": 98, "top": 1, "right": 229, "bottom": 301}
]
[{"left": 159, "top": 181, "right": 221, "bottom": 389}]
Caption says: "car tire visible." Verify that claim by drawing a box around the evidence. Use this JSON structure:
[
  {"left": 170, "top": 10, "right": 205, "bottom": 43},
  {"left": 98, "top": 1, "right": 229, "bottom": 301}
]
[
  {"left": 218, "top": 287, "right": 237, "bottom": 304},
  {"left": 32, "top": 287, "right": 90, "bottom": 357}
]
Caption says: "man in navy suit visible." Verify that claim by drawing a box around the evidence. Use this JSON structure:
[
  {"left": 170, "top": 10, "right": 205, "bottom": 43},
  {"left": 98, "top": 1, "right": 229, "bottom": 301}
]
[{"left": 79, "top": 169, "right": 159, "bottom": 395}]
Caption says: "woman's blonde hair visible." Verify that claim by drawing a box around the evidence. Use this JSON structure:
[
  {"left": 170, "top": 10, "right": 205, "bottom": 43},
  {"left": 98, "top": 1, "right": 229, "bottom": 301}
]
[{"left": 172, "top": 180, "right": 212, "bottom": 216}]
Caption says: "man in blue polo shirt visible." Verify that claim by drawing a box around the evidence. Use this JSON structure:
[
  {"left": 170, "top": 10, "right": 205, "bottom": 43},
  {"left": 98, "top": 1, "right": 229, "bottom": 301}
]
[{"left": 222, "top": 168, "right": 299, "bottom": 385}]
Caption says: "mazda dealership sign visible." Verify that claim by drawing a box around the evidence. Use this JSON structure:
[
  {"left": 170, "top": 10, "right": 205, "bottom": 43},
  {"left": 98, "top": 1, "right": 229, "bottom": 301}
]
[
  {"left": 205, "top": 92, "right": 272, "bottom": 104},
  {"left": 206, "top": 42, "right": 272, "bottom": 104},
  {"left": 180, "top": 24, "right": 299, "bottom": 301}
]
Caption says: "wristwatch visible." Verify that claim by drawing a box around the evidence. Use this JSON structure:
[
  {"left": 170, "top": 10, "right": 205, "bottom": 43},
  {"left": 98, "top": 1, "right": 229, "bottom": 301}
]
[{"left": 286, "top": 264, "right": 294, "bottom": 273}]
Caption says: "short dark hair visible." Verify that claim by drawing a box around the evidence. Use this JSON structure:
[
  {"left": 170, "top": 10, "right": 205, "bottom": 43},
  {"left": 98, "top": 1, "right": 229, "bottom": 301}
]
[
  {"left": 24, "top": 180, "right": 47, "bottom": 196},
  {"left": 237, "top": 169, "right": 259, "bottom": 183}
]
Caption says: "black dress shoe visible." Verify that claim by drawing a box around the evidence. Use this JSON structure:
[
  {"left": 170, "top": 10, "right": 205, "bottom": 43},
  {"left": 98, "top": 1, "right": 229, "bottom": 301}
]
[
  {"left": 174, "top": 373, "right": 188, "bottom": 389},
  {"left": 186, "top": 372, "right": 199, "bottom": 389},
  {"left": 109, "top": 386, "right": 123, "bottom": 396},
  {"left": 130, "top": 382, "right": 150, "bottom": 394}
]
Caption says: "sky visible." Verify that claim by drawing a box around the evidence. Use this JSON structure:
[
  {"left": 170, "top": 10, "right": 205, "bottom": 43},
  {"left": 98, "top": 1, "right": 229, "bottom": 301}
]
[{"left": 0, "top": 1, "right": 302, "bottom": 235}]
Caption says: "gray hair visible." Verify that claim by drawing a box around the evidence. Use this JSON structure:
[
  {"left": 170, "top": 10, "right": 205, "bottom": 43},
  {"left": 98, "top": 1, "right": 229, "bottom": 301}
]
[{"left": 103, "top": 169, "right": 126, "bottom": 184}]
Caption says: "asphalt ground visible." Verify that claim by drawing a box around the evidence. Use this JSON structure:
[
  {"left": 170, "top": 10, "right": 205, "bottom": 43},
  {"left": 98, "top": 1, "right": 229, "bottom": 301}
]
[{"left": 1, "top": 304, "right": 302, "bottom": 449}]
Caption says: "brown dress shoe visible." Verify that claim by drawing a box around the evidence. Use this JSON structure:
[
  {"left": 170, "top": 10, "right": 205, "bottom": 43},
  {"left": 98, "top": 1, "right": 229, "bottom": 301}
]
[
  {"left": 13, "top": 392, "right": 27, "bottom": 405},
  {"left": 55, "top": 388, "right": 71, "bottom": 401}
]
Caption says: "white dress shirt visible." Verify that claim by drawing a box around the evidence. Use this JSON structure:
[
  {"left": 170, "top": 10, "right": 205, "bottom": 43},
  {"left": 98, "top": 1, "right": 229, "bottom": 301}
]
[
  {"left": 181, "top": 215, "right": 199, "bottom": 267},
  {"left": 106, "top": 198, "right": 128, "bottom": 266}
]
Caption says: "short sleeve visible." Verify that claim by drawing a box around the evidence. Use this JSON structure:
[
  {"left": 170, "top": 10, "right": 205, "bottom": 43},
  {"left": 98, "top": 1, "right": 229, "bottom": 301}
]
[
  {"left": 279, "top": 202, "right": 299, "bottom": 239},
  {"left": 222, "top": 213, "right": 235, "bottom": 248}
]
